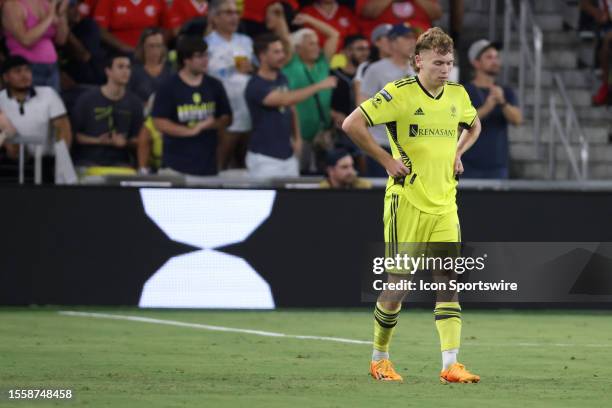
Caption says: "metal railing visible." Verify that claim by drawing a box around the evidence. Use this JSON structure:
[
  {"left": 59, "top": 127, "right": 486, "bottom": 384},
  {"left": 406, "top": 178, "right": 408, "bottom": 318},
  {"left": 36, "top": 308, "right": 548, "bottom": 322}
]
[
  {"left": 502, "top": 0, "right": 543, "bottom": 157},
  {"left": 548, "top": 74, "right": 589, "bottom": 180}
]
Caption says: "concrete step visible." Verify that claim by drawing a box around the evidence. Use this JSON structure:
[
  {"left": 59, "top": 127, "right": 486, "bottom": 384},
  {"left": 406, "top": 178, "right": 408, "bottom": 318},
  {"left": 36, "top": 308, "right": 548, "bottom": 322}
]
[
  {"left": 513, "top": 162, "right": 612, "bottom": 180},
  {"left": 460, "top": 12, "right": 564, "bottom": 33},
  {"left": 461, "top": 0, "right": 491, "bottom": 12},
  {"left": 533, "top": 0, "right": 575, "bottom": 13},
  {"left": 457, "top": 0, "right": 577, "bottom": 20},
  {"left": 519, "top": 68, "right": 594, "bottom": 88},
  {"left": 522, "top": 88, "right": 592, "bottom": 107},
  {"left": 503, "top": 49, "right": 577, "bottom": 69},
  {"left": 534, "top": 14, "right": 565, "bottom": 31},
  {"left": 521, "top": 97, "right": 594, "bottom": 109},
  {"left": 523, "top": 105, "right": 611, "bottom": 122},
  {"left": 509, "top": 125, "right": 610, "bottom": 144},
  {"left": 457, "top": 31, "right": 578, "bottom": 54},
  {"left": 510, "top": 142, "right": 612, "bottom": 163},
  {"left": 512, "top": 31, "right": 579, "bottom": 46}
]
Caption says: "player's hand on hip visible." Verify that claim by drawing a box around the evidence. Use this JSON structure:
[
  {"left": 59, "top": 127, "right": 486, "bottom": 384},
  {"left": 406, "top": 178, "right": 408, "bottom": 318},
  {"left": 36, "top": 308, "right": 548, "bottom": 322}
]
[
  {"left": 385, "top": 158, "right": 410, "bottom": 178},
  {"left": 454, "top": 155, "right": 464, "bottom": 176}
]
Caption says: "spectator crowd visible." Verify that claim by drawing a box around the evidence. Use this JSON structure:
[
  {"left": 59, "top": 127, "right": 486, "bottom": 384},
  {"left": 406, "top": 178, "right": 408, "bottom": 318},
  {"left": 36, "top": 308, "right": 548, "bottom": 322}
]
[{"left": 0, "top": 0, "right": 529, "bottom": 185}]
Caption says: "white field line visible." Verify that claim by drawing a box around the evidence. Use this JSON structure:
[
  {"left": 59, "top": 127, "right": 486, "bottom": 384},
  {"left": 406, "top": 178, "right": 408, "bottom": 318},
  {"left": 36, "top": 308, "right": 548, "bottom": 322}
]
[
  {"left": 58, "top": 311, "right": 612, "bottom": 348},
  {"left": 58, "top": 311, "right": 370, "bottom": 345}
]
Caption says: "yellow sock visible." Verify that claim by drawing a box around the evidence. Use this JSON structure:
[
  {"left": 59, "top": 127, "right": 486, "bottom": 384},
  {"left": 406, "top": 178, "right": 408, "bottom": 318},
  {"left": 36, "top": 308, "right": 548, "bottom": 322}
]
[
  {"left": 434, "top": 302, "right": 462, "bottom": 351},
  {"left": 373, "top": 302, "right": 401, "bottom": 355}
]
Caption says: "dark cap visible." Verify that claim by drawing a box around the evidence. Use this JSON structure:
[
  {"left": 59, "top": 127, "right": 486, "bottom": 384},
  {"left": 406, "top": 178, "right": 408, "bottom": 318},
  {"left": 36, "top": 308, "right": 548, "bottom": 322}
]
[
  {"left": 2, "top": 55, "right": 30, "bottom": 74},
  {"left": 325, "top": 148, "right": 351, "bottom": 167},
  {"left": 388, "top": 23, "right": 416, "bottom": 40}
]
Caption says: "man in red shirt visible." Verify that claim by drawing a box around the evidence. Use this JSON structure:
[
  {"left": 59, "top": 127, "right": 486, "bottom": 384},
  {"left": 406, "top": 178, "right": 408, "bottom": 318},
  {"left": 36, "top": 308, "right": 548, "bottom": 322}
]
[
  {"left": 165, "top": 0, "right": 208, "bottom": 35},
  {"left": 301, "top": 0, "right": 359, "bottom": 51},
  {"left": 94, "top": 0, "right": 168, "bottom": 52},
  {"left": 241, "top": 0, "right": 298, "bottom": 24},
  {"left": 356, "top": 0, "right": 442, "bottom": 40}
]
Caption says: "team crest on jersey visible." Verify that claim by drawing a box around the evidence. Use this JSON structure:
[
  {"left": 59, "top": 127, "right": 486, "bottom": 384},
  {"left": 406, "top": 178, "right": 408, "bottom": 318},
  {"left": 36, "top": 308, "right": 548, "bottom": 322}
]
[
  {"left": 371, "top": 95, "right": 383, "bottom": 108},
  {"left": 339, "top": 17, "right": 349, "bottom": 27},
  {"left": 450, "top": 104, "right": 457, "bottom": 118}
]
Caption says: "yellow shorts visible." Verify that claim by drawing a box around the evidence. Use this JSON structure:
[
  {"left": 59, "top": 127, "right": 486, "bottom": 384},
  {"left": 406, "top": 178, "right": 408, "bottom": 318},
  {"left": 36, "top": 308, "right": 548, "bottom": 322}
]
[{"left": 384, "top": 188, "right": 460, "bottom": 273}]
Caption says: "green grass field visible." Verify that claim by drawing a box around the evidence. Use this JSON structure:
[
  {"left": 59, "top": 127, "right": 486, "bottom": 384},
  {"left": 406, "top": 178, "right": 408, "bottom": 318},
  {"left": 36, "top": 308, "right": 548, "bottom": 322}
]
[{"left": 1, "top": 308, "right": 611, "bottom": 407}]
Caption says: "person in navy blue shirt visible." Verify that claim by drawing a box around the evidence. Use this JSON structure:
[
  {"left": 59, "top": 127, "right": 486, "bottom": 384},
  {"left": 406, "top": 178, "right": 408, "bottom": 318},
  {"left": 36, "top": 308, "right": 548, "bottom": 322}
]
[
  {"left": 462, "top": 39, "right": 522, "bottom": 179},
  {"left": 152, "top": 36, "right": 232, "bottom": 176},
  {"left": 245, "top": 33, "right": 337, "bottom": 178}
]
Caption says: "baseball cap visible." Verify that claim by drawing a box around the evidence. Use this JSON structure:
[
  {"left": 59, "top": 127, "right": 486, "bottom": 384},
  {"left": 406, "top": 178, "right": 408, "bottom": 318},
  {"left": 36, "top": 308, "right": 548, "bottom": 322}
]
[
  {"left": 388, "top": 23, "right": 416, "bottom": 40},
  {"left": 370, "top": 23, "right": 392, "bottom": 43},
  {"left": 325, "top": 149, "right": 351, "bottom": 167},
  {"left": 468, "top": 39, "right": 500, "bottom": 62},
  {"left": 2, "top": 55, "right": 30, "bottom": 74}
]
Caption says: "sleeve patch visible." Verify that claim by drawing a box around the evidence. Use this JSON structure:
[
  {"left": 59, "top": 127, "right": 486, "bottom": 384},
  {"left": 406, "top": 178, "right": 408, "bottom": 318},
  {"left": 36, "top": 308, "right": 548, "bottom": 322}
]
[{"left": 379, "top": 89, "right": 393, "bottom": 102}]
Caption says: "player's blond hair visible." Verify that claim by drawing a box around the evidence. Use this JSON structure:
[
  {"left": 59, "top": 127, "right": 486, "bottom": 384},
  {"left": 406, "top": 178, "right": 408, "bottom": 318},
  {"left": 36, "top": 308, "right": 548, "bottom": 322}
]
[{"left": 410, "top": 27, "right": 454, "bottom": 73}]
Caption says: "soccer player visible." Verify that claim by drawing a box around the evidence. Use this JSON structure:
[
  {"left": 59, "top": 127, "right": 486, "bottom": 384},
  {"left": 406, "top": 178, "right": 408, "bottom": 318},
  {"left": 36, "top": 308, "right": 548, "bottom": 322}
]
[{"left": 342, "top": 27, "right": 482, "bottom": 384}]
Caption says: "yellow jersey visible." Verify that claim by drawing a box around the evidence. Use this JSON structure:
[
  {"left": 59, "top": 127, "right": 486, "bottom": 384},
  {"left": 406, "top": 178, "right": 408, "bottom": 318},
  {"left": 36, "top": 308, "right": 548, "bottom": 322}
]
[{"left": 359, "top": 75, "right": 477, "bottom": 215}]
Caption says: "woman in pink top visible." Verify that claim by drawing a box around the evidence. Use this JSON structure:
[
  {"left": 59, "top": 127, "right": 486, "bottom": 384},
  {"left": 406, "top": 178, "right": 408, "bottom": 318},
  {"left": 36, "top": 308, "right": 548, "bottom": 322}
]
[{"left": 1, "top": 0, "right": 70, "bottom": 91}]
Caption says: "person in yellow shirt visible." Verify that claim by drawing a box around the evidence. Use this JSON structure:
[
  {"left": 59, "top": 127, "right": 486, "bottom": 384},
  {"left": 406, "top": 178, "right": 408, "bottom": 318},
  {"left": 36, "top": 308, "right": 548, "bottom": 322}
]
[{"left": 342, "top": 27, "right": 482, "bottom": 384}]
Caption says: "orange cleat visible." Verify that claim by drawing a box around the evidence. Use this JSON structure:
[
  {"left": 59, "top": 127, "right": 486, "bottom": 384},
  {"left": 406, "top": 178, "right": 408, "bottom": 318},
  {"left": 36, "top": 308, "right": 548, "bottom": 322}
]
[
  {"left": 369, "top": 359, "right": 403, "bottom": 381},
  {"left": 440, "top": 363, "right": 480, "bottom": 384}
]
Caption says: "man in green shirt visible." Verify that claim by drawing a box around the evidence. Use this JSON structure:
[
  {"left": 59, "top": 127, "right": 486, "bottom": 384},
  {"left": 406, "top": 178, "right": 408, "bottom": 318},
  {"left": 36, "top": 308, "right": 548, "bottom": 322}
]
[{"left": 282, "top": 12, "right": 339, "bottom": 173}]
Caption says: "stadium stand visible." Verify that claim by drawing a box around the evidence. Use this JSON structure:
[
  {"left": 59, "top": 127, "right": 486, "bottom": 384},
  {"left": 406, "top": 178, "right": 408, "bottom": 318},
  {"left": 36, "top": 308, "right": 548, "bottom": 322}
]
[{"left": 0, "top": 0, "right": 610, "bottom": 184}]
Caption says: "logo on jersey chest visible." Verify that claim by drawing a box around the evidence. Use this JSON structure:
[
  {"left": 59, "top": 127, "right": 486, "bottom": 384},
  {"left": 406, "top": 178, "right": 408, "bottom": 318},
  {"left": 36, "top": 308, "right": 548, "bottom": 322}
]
[
  {"left": 409, "top": 124, "right": 456, "bottom": 138},
  {"left": 450, "top": 104, "right": 457, "bottom": 118}
]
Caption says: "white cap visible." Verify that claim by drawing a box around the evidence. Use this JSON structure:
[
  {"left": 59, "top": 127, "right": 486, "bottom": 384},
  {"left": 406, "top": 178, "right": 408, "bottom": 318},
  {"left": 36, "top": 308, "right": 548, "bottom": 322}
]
[{"left": 468, "top": 39, "right": 499, "bottom": 62}]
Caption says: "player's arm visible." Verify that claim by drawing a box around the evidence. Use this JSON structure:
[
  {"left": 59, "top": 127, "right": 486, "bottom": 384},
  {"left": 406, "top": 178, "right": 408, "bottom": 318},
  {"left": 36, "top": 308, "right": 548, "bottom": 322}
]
[
  {"left": 342, "top": 108, "right": 409, "bottom": 177},
  {"left": 454, "top": 116, "right": 482, "bottom": 175}
]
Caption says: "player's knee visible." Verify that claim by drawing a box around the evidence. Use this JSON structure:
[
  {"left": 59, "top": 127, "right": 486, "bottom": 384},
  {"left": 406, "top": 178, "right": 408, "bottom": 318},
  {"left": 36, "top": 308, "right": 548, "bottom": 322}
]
[
  {"left": 378, "top": 299, "right": 402, "bottom": 312},
  {"left": 435, "top": 289, "right": 459, "bottom": 303}
]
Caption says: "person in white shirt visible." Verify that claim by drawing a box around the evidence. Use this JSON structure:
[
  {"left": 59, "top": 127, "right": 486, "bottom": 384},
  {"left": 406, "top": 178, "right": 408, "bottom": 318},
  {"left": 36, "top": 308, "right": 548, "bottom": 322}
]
[
  {"left": 206, "top": 0, "right": 253, "bottom": 169},
  {"left": 0, "top": 56, "right": 71, "bottom": 183}
]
